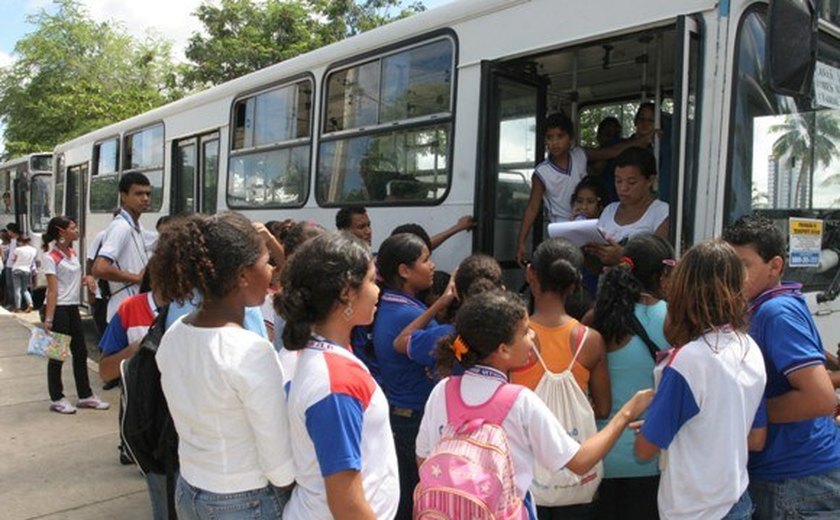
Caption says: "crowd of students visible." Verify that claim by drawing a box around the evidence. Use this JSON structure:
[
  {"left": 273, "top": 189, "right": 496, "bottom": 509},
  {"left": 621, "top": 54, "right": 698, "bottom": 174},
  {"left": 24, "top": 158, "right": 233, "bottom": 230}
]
[{"left": 24, "top": 109, "right": 840, "bottom": 520}]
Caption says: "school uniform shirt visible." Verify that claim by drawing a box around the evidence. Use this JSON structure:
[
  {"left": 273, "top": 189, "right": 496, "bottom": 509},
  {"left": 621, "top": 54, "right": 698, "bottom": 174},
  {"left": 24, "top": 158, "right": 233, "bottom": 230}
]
[
  {"left": 165, "top": 295, "right": 268, "bottom": 339},
  {"left": 156, "top": 318, "right": 294, "bottom": 494},
  {"left": 534, "top": 147, "right": 588, "bottom": 223},
  {"left": 42, "top": 247, "right": 81, "bottom": 305},
  {"left": 97, "top": 209, "right": 151, "bottom": 321},
  {"left": 99, "top": 292, "right": 158, "bottom": 355},
  {"left": 598, "top": 199, "right": 669, "bottom": 243},
  {"left": 3, "top": 238, "right": 16, "bottom": 269},
  {"left": 284, "top": 339, "right": 399, "bottom": 520},
  {"left": 416, "top": 366, "right": 581, "bottom": 501},
  {"left": 372, "top": 289, "right": 455, "bottom": 411},
  {"left": 747, "top": 287, "right": 840, "bottom": 480},
  {"left": 640, "top": 330, "right": 767, "bottom": 520},
  {"left": 11, "top": 244, "right": 37, "bottom": 273}
]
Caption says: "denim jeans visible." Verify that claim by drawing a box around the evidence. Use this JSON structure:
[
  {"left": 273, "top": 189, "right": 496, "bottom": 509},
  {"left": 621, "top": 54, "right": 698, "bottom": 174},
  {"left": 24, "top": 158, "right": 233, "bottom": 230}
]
[
  {"left": 175, "top": 476, "right": 291, "bottom": 520},
  {"left": 721, "top": 490, "right": 753, "bottom": 520},
  {"left": 146, "top": 472, "right": 170, "bottom": 520},
  {"left": 750, "top": 466, "right": 840, "bottom": 519},
  {"left": 12, "top": 269, "right": 32, "bottom": 309}
]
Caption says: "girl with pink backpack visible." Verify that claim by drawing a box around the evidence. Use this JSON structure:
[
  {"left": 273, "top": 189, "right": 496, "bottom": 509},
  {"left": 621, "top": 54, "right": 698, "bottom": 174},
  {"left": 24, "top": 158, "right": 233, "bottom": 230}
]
[{"left": 414, "top": 291, "right": 653, "bottom": 519}]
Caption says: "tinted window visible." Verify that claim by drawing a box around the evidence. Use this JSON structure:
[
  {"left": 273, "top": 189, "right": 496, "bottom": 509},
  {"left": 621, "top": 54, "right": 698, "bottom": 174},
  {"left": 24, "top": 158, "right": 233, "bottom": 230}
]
[
  {"left": 30, "top": 155, "right": 52, "bottom": 172},
  {"left": 229, "top": 146, "right": 309, "bottom": 207},
  {"left": 29, "top": 175, "right": 51, "bottom": 232}
]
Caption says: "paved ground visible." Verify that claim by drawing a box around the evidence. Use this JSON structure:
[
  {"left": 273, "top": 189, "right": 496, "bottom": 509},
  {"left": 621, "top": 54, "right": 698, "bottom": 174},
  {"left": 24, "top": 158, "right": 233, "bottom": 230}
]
[{"left": 0, "top": 308, "right": 151, "bottom": 519}]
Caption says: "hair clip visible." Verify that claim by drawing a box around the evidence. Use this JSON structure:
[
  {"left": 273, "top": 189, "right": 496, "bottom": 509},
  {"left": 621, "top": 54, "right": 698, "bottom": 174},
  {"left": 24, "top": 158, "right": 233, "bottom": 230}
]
[
  {"left": 618, "top": 256, "right": 636, "bottom": 272},
  {"left": 451, "top": 336, "right": 470, "bottom": 362}
]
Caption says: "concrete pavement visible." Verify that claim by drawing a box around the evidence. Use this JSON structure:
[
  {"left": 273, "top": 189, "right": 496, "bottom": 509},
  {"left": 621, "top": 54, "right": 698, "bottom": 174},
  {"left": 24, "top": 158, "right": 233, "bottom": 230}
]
[{"left": 0, "top": 309, "right": 151, "bottom": 519}]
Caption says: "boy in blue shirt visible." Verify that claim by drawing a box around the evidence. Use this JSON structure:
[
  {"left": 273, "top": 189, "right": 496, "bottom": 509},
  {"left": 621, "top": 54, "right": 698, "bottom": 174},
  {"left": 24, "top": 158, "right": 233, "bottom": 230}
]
[{"left": 724, "top": 214, "right": 840, "bottom": 518}]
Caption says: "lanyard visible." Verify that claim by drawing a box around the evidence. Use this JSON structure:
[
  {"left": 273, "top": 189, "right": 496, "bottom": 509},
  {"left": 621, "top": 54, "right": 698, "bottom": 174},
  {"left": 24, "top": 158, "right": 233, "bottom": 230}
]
[
  {"left": 306, "top": 335, "right": 347, "bottom": 352},
  {"left": 465, "top": 365, "right": 508, "bottom": 383},
  {"left": 118, "top": 208, "right": 140, "bottom": 232}
]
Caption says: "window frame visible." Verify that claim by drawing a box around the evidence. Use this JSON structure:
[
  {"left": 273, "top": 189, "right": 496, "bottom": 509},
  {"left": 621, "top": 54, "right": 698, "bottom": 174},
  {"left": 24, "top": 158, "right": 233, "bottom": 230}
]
[
  {"left": 89, "top": 135, "right": 121, "bottom": 214},
  {"left": 316, "top": 30, "right": 459, "bottom": 208},
  {"left": 226, "top": 73, "right": 315, "bottom": 210},
  {"left": 29, "top": 173, "right": 52, "bottom": 233},
  {"left": 122, "top": 122, "right": 165, "bottom": 213}
]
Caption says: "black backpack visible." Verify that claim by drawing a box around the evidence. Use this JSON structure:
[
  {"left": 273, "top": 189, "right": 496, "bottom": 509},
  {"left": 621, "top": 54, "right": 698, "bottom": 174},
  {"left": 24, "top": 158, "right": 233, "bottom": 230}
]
[{"left": 120, "top": 304, "right": 178, "bottom": 518}]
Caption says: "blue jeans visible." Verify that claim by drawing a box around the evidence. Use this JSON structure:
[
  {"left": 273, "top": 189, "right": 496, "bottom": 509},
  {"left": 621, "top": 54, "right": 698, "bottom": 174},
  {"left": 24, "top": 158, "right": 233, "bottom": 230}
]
[
  {"left": 12, "top": 269, "right": 32, "bottom": 309},
  {"left": 146, "top": 472, "right": 173, "bottom": 520},
  {"left": 721, "top": 490, "right": 753, "bottom": 520},
  {"left": 750, "top": 466, "right": 840, "bottom": 519},
  {"left": 175, "top": 476, "right": 291, "bottom": 520}
]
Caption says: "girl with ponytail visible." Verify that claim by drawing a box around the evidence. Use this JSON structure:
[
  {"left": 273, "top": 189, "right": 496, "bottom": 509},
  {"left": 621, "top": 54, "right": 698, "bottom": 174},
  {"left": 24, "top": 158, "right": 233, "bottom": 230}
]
[
  {"left": 590, "top": 233, "right": 674, "bottom": 520},
  {"left": 151, "top": 212, "right": 294, "bottom": 519},
  {"left": 275, "top": 231, "right": 399, "bottom": 520}
]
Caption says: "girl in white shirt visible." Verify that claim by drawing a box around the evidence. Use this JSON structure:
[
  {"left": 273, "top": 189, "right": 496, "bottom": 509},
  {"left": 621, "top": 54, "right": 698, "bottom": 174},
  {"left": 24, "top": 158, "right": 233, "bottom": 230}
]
[
  {"left": 151, "top": 212, "right": 294, "bottom": 520},
  {"left": 10, "top": 235, "right": 37, "bottom": 311},
  {"left": 416, "top": 291, "right": 653, "bottom": 519}
]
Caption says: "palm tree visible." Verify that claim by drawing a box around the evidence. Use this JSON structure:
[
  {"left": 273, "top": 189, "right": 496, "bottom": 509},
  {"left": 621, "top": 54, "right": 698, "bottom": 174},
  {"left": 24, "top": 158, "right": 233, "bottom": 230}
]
[{"left": 770, "top": 110, "right": 840, "bottom": 208}]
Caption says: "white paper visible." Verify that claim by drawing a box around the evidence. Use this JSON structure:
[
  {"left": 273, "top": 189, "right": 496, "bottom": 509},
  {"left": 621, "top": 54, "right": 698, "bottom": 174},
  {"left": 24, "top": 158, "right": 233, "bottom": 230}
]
[{"left": 547, "top": 219, "right": 609, "bottom": 247}]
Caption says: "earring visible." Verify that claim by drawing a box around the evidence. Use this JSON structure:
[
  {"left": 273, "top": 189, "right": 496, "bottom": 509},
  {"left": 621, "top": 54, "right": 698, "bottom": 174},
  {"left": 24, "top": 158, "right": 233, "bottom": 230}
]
[
  {"left": 343, "top": 302, "right": 354, "bottom": 321},
  {"left": 58, "top": 237, "right": 66, "bottom": 245}
]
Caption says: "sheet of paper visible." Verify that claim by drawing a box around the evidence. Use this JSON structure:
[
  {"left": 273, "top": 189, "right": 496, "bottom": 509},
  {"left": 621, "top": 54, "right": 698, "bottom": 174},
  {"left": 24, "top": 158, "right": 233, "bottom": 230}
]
[{"left": 547, "top": 219, "right": 609, "bottom": 247}]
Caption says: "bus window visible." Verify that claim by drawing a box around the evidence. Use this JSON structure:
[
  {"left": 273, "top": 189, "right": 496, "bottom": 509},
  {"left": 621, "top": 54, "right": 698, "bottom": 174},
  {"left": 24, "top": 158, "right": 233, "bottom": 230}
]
[
  {"left": 228, "top": 79, "right": 312, "bottom": 208},
  {"left": 317, "top": 37, "right": 454, "bottom": 205},
  {"left": 1, "top": 170, "right": 14, "bottom": 215},
  {"left": 726, "top": 7, "right": 840, "bottom": 292},
  {"left": 29, "top": 175, "right": 51, "bottom": 232},
  {"left": 124, "top": 124, "right": 164, "bottom": 212},
  {"left": 90, "top": 138, "right": 120, "bottom": 213},
  {"left": 54, "top": 155, "right": 65, "bottom": 217},
  {"left": 30, "top": 155, "right": 52, "bottom": 173}
]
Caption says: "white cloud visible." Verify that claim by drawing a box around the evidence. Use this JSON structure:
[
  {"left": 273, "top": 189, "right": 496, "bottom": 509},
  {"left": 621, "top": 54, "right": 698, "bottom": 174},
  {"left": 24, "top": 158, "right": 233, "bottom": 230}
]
[
  {"left": 0, "top": 49, "right": 14, "bottom": 68},
  {"left": 79, "top": 0, "right": 206, "bottom": 61}
]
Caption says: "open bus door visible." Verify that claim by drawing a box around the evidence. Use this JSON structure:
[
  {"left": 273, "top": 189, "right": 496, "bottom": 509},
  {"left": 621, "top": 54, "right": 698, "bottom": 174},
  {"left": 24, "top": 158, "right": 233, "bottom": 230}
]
[
  {"left": 476, "top": 61, "right": 547, "bottom": 291},
  {"left": 65, "top": 162, "right": 88, "bottom": 303}
]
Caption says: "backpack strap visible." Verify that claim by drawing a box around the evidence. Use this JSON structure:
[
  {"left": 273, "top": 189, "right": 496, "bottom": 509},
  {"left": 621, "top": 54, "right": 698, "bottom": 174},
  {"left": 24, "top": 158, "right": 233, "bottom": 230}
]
[
  {"left": 567, "top": 323, "right": 589, "bottom": 371},
  {"left": 629, "top": 313, "right": 661, "bottom": 361},
  {"left": 444, "top": 376, "right": 524, "bottom": 431}
]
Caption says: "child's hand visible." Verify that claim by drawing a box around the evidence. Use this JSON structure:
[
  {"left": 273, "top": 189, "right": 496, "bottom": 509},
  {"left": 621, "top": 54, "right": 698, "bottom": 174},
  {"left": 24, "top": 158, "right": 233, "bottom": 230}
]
[
  {"left": 622, "top": 388, "right": 654, "bottom": 421},
  {"left": 628, "top": 420, "right": 644, "bottom": 433},
  {"left": 515, "top": 243, "right": 528, "bottom": 268}
]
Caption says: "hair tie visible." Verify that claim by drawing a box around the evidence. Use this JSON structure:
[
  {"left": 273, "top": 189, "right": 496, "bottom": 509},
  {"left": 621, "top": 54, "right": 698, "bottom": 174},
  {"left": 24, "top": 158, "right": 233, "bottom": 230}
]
[
  {"left": 618, "top": 256, "right": 636, "bottom": 272},
  {"left": 451, "top": 336, "right": 470, "bottom": 362}
]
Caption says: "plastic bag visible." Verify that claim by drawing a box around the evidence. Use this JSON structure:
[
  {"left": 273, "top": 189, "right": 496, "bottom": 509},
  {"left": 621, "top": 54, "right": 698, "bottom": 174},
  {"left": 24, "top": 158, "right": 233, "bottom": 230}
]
[{"left": 27, "top": 327, "right": 71, "bottom": 361}]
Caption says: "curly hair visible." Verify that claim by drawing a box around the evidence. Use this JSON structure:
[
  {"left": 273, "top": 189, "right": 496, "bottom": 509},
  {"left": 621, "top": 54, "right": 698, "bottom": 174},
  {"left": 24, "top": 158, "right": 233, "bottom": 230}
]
[
  {"left": 722, "top": 213, "right": 786, "bottom": 263},
  {"left": 665, "top": 240, "right": 747, "bottom": 346},
  {"left": 283, "top": 220, "right": 326, "bottom": 257},
  {"left": 592, "top": 233, "right": 674, "bottom": 345},
  {"left": 454, "top": 254, "right": 503, "bottom": 300},
  {"left": 149, "top": 212, "right": 264, "bottom": 304},
  {"left": 435, "top": 291, "right": 527, "bottom": 376},
  {"left": 275, "top": 232, "right": 372, "bottom": 350}
]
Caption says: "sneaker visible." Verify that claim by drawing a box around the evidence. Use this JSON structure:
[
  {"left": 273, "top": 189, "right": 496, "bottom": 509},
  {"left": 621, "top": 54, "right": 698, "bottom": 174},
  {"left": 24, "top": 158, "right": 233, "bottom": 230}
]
[
  {"left": 119, "top": 443, "right": 135, "bottom": 465},
  {"left": 50, "top": 398, "right": 77, "bottom": 414},
  {"left": 102, "top": 378, "right": 121, "bottom": 390},
  {"left": 76, "top": 395, "right": 110, "bottom": 410}
]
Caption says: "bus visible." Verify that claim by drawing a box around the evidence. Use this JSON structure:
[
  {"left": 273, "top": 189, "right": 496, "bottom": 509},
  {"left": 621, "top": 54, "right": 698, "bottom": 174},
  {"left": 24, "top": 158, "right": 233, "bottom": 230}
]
[{"left": 51, "top": 0, "right": 840, "bottom": 341}]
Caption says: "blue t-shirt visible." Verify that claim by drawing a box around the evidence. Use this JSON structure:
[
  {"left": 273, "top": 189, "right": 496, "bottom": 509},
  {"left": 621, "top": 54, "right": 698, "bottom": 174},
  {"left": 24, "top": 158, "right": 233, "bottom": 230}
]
[
  {"left": 597, "top": 301, "right": 668, "bottom": 478},
  {"left": 165, "top": 296, "right": 268, "bottom": 338},
  {"left": 372, "top": 289, "right": 454, "bottom": 410},
  {"left": 747, "top": 288, "right": 840, "bottom": 481},
  {"left": 351, "top": 325, "right": 384, "bottom": 387}
]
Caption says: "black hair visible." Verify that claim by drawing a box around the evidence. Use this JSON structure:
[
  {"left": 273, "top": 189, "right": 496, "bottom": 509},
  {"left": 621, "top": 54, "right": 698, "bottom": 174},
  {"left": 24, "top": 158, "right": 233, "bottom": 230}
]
[
  {"left": 17, "top": 235, "right": 32, "bottom": 244},
  {"left": 592, "top": 233, "right": 674, "bottom": 345},
  {"left": 283, "top": 220, "right": 326, "bottom": 257},
  {"left": 275, "top": 232, "right": 372, "bottom": 350},
  {"left": 155, "top": 215, "right": 173, "bottom": 231},
  {"left": 149, "top": 212, "right": 263, "bottom": 303},
  {"left": 391, "top": 223, "right": 432, "bottom": 252},
  {"left": 570, "top": 175, "right": 608, "bottom": 206},
  {"left": 615, "top": 146, "right": 657, "bottom": 178},
  {"left": 598, "top": 116, "right": 621, "bottom": 133},
  {"left": 377, "top": 233, "right": 427, "bottom": 289},
  {"left": 635, "top": 102, "right": 655, "bottom": 125},
  {"left": 435, "top": 291, "right": 527, "bottom": 376},
  {"left": 118, "top": 172, "right": 150, "bottom": 193},
  {"left": 6, "top": 222, "right": 21, "bottom": 234},
  {"left": 722, "top": 213, "right": 786, "bottom": 262},
  {"left": 545, "top": 112, "right": 575, "bottom": 137},
  {"left": 335, "top": 206, "right": 367, "bottom": 230},
  {"left": 531, "top": 238, "right": 582, "bottom": 294},
  {"left": 454, "top": 254, "right": 503, "bottom": 300},
  {"left": 41, "top": 216, "right": 75, "bottom": 252}
]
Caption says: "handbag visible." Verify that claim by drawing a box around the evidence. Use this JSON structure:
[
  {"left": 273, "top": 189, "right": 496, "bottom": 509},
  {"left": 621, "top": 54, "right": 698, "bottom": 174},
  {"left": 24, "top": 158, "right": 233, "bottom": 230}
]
[{"left": 27, "top": 327, "right": 71, "bottom": 361}]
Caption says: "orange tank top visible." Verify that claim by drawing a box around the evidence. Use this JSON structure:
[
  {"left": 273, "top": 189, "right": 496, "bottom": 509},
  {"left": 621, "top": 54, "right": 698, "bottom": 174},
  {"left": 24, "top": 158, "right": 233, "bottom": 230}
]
[{"left": 511, "top": 319, "right": 591, "bottom": 392}]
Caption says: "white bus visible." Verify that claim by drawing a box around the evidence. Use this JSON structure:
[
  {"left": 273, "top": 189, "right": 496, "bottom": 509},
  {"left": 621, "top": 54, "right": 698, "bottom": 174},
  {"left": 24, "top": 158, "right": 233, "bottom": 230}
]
[{"left": 51, "top": 0, "right": 840, "bottom": 339}]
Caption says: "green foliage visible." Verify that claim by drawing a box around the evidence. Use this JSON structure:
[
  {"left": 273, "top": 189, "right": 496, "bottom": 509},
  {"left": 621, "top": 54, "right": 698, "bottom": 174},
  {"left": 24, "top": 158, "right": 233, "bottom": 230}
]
[
  {"left": 183, "top": 0, "right": 425, "bottom": 88},
  {"left": 0, "top": 0, "right": 182, "bottom": 159}
]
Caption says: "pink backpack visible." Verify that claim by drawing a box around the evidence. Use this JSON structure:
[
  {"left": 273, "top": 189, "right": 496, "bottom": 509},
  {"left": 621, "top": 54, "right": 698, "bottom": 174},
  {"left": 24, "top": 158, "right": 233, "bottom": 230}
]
[{"left": 414, "top": 376, "right": 526, "bottom": 520}]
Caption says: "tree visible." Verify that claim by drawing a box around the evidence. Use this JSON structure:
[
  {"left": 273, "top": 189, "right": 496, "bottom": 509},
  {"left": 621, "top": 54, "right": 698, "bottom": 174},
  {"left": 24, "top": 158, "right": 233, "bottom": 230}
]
[
  {"left": 0, "top": 0, "right": 182, "bottom": 159},
  {"left": 182, "top": 0, "right": 425, "bottom": 88}
]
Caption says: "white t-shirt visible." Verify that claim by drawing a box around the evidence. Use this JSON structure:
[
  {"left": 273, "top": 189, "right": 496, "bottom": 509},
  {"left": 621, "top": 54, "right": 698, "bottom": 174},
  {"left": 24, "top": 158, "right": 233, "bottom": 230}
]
[
  {"left": 416, "top": 366, "right": 581, "bottom": 500},
  {"left": 534, "top": 147, "right": 588, "bottom": 223},
  {"left": 42, "top": 248, "right": 81, "bottom": 305},
  {"left": 4, "top": 238, "right": 16, "bottom": 268},
  {"left": 97, "top": 210, "right": 151, "bottom": 321},
  {"left": 284, "top": 339, "right": 399, "bottom": 520},
  {"left": 598, "top": 199, "right": 669, "bottom": 243},
  {"left": 156, "top": 318, "right": 294, "bottom": 494},
  {"left": 11, "top": 244, "right": 37, "bottom": 272},
  {"left": 640, "top": 330, "right": 767, "bottom": 520}
]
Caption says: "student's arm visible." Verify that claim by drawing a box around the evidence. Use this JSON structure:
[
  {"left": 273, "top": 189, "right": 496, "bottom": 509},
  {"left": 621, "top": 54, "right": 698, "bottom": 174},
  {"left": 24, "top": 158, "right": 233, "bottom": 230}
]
[
  {"left": 565, "top": 389, "right": 653, "bottom": 475},
  {"left": 91, "top": 256, "right": 143, "bottom": 284},
  {"left": 429, "top": 215, "right": 476, "bottom": 251},
  {"left": 585, "top": 134, "right": 650, "bottom": 162},
  {"left": 92, "top": 226, "right": 143, "bottom": 284},
  {"left": 516, "top": 176, "right": 546, "bottom": 267},
  {"left": 634, "top": 428, "right": 659, "bottom": 461},
  {"left": 325, "top": 470, "right": 376, "bottom": 520},
  {"left": 44, "top": 274, "right": 57, "bottom": 332},
  {"left": 99, "top": 342, "right": 139, "bottom": 382},
  {"left": 583, "top": 238, "right": 623, "bottom": 266},
  {"left": 654, "top": 218, "right": 670, "bottom": 240},
  {"left": 830, "top": 370, "right": 840, "bottom": 390},
  {"left": 579, "top": 329, "right": 611, "bottom": 419},
  {"left": 634, "top": 366, "right": 699, "bottom": 462},
  {"left": 767, "top": 365, "right": 837, "bottom": 423},
  {"left": 393, "top": 277, "right": 456, "bottom": 354},
  {"left": 748, "top": 427, "right": 768, "bottom": 452},
  {"left": 253, "top": 222, "right": 285, "bottom": 270}
]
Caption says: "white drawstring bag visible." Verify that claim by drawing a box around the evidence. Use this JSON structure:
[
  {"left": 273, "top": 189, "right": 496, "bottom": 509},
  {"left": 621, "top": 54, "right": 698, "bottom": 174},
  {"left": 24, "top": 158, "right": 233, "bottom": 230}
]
[{"left": 530, "top": 325, "right": 602, "bottom": 506}]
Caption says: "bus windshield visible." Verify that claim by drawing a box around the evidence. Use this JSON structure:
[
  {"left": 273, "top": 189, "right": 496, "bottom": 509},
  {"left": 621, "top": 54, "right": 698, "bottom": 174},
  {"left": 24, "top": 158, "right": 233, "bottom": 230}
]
[{"left": 727, "top": 6, "right": 840, "bottom": 293}]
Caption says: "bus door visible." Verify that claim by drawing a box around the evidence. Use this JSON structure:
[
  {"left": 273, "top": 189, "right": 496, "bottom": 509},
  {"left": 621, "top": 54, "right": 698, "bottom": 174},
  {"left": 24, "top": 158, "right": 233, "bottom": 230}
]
[
  {"left": 173, "top": 132, "right": 220, "bottom": 214},
  {"left": 476, "top": 62, "right": 547, "bottom": 290},
  {"left": 65, "top": 162, "right": 88, "bottom": 263}
]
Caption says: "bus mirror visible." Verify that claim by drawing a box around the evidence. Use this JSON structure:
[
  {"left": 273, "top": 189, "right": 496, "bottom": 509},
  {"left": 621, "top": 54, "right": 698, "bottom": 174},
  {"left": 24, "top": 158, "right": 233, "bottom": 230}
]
[{"left": 767, "top": 0, "right": 818, "bottom": 97}]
